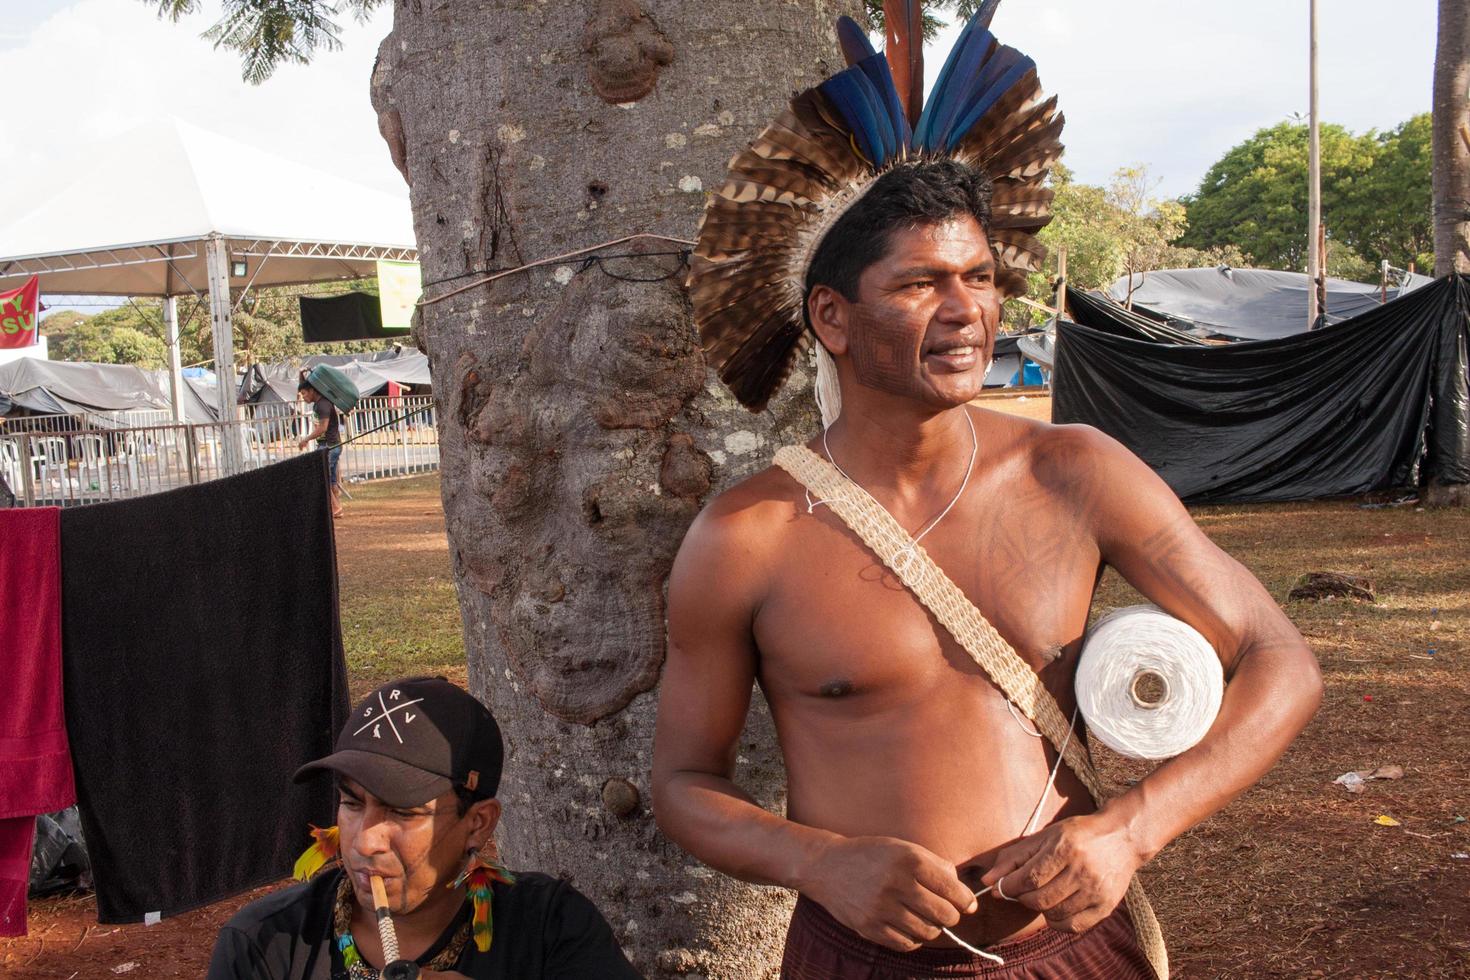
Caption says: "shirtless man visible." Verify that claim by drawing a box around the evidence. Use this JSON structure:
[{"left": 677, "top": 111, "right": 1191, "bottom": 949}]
[{"left": 652, "top": 161, "right": 1322, "bottom": 976}]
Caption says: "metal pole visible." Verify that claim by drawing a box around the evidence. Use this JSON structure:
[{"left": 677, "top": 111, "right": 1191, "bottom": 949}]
[
  {"left": 1054, "top": 246, "right": 1068, "bottom": 320},
  {"left": 204, "top": 235, "right": 242, "bottom": 475},
  {"left": 1306, "top": 0, "right": 1322, "bottom": 330},
  {"left": 164, "top": 294, "right": 185, "bottom": 423},
  {"left": 18, "top": 432, "right": 36, "bottom": 507}
]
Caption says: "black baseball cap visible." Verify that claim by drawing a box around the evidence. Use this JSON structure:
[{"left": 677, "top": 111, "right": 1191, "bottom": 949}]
[{"left": 294, "top": 676, "right": 503, "bottom": 809}]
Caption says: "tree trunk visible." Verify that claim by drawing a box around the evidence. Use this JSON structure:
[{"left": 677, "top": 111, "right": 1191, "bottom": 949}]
[
  {"left": 1433, "top": 0, "right": 1469, "bottom": 276},
  {"left": 371, "top": 2, "right": 857, "bottom": 975}
]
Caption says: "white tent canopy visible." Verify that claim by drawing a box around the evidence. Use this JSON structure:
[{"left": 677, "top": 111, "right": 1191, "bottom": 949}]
[
  {"left": 0, "top": 119, "right": 416, "bottom": 295},
  {"left": 0, "top": 119, "right": 417, "bottom": 470}
]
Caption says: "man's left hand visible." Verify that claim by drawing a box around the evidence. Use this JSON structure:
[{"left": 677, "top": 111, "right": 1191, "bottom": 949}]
[{"left": 979, "top": 811, "right": 1143, "bottom": 934}]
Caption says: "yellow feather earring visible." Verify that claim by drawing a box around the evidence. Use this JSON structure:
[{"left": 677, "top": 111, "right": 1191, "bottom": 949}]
[{"left": 292, "top": 825, "right": 340, "bottom": 881}]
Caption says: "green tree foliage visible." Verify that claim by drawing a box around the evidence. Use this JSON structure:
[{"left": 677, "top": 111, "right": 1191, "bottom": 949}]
[
  {"left": 40, "top": 283, "right": 384, "bottom": 367},
  {"left": 147, "top": 0, "right": 385, "bottom": 83},
  {"left": 1005, "top": 164, "right": 1245, "bottom": 328},
  {"left": 159, "top": 0, "right": 978, "bottom": 83},
  {"left": 43, "top": 307, "right": 169, "bottom": 367},
  {"left": 862, "top": 1, "right": 981, "bottom": 40},
  {"left": 1339, "top": 114, "right": 1434, "bottom": 272},
  {"left": 1180, "top": 116, "right": 1432, "bottom": 273}
]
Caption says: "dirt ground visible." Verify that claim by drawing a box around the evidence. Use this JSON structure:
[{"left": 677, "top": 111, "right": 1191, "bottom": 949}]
[{"left": 4, "top": 427, "right": 1468, "bottom": 977}]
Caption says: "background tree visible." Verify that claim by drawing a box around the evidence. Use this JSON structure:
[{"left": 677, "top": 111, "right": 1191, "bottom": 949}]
[
  {"left": 1105, "top": 165, "right": 1187, "bottom": 305},
  {"left": 1337, "top": 114, "right": 1434, "bottom": 272},
  {"left": 1433, "top": 0, "right": 1469, "bottom": 275},
  {"left": 1179, "top": 121, "right": 1382, "bottom": 273},
  {"left": 151, "top": 1, "right": 861, "bottom": 975},
  {"left": 1008, "top": 164, "right": 1245, "bottom": 328},
  {"left": 41, "top": 284, "right": 383, "bottom": 369},
  {"left": 42, "top": 307, "right": 169, "bottom": 367}
]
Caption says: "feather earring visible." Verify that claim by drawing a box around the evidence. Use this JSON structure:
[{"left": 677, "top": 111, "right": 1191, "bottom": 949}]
[
  {"left": 450, "top": 840, "right": 516, "bottom": 953},
  {"left": 292, "top": 825, "right": 340, "bottom": 882},
  {"left": 814, "top": 343, "right": 842, "bottom": 429}
]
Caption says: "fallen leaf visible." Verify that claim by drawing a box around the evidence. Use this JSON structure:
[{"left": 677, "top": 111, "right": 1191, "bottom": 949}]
[
  {"left": 1366, "top": 765, "right": 1404, "bottom": 781},
  {"left": 1374, "top": 815, "right": 1401, "bottom": 827}
]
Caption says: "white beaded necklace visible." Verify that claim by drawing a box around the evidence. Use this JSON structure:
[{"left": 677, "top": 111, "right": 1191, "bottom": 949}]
[{"left": 806, "top": 409, "right": 979, "bottom": 575}]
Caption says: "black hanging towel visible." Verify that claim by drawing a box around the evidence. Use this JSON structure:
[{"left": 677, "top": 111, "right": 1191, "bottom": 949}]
[
  {"left": 60, "top": 452, "right": 349, "bottom": 923},
  {"left": 299, "top": 292, "right": 408, "bottom": 343}
]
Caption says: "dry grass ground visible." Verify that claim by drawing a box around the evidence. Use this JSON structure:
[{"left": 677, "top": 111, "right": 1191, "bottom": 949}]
[
  {"left": 4, "top": 467, "right": 1467, "bottom": 978},
  {"left": 1113, "top": 500, "right": 1470, "bottom": 978},
  {"left": 333, "top": 475, "right": 466, "bottom": 695}
]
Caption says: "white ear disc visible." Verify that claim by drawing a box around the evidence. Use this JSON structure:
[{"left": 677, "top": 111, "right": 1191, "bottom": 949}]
[{"left": 1076, "top": 605, "right": 1224, "bottom": 760}]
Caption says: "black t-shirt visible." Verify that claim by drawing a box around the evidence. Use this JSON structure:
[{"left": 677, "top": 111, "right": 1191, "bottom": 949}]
[
  {"left": 206, "top": 868, "right": 641, "bottom": 980},
  {"left": 313, "top": 399, "right": 341, "bottom": 448}
]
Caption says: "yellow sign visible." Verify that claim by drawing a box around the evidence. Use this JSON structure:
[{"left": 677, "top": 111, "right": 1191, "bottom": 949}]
[{"left": 375, "top": 260, "right": 422, "bottom": 332}]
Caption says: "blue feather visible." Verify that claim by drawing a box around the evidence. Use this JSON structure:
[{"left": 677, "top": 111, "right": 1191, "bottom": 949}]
[
  {"left": 944, "top": 53, "right": 1035, "bottom": 151},
  {"left": 913, "top": 21, "right": 992, "bottom": 148},
  {"left": 835, "top": 16, "right": 877, "bottom": 68},
  {"left": 856, "top": 52, "right": 913, "bottom": 149},
  {"left": 912, "top": 0, "right": 1011, "bottom": 151},
  {"left": 970, "top": 0, "right": 1003, "bottom": 33},
  {"left": 819, "top": 61, "right": 900, "bottom": 165}
]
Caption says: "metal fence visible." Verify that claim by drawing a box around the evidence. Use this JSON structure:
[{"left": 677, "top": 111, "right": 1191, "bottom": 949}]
[{"left": 0, "top": 395, "right": 439, "bottom": 507}]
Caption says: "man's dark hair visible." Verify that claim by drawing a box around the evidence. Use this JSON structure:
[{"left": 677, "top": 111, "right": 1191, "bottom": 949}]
[{"left": 805, "top": 160, "right": 995, "bottom": 307}]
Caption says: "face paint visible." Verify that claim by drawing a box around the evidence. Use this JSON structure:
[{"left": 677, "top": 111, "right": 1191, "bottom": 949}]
[{"left": 845, "top": 302, "right": 931, "bottom": 400}]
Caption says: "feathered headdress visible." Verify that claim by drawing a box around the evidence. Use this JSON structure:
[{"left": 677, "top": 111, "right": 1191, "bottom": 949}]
[{"left": 688, "top": 0, "right": 1063, "bottom": 412}]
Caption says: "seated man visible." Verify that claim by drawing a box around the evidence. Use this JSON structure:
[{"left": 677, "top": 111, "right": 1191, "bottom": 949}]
[{"left": 208, "top": 676, "right": 640, "bottom": 979}]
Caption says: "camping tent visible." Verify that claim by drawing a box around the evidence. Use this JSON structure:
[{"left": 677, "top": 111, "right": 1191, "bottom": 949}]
[
  {"left": 0, "top": 119, "right": 416, "bottom": 469},
  {"left": 1053, "top": 274, "right": 1469, "bottom": 503},
  {"left": 1067, "top": 287, "right": 1211, "bottom": 346},
  {"left": 1106, "top": 267, "right": 1436, "bottom": 341},
  {"left": 0, "top": 358, "right": 217, "bottom": 422},
  {"left": 239, "top": 349, "right": 433, "bottom": 405}
]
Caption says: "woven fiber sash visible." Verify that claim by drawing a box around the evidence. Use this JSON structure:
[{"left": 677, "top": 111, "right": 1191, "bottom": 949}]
[{"left": 774, "top": 444, "right": 1169, "bottom": 979}]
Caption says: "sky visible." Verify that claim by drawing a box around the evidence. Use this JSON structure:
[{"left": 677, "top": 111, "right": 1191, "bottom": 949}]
[{"left": 0, "top": 0, "right": 1439, "bottom": 230}]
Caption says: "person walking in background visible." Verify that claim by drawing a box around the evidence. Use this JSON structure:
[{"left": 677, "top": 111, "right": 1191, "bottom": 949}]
[{"left": 298, "top": 375, "right": 345, "bottom": 519}]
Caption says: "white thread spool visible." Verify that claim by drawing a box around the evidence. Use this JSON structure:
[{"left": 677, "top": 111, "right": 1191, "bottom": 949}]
[{"left": 1076, "top": 605, "right": 1223, "bottom": 760}]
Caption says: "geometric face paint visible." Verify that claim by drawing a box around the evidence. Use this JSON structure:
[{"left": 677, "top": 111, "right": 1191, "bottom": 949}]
[{"left": 845, "top": 302, "right": 932, "bottom": 401}]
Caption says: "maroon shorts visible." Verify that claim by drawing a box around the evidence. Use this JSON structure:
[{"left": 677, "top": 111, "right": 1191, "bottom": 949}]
[{"left": 780, "top": 896, "right": 1154, "bottom": 979}]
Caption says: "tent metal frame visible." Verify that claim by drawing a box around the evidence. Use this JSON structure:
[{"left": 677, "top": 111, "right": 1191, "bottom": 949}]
[
  {"left": 0, "top": 238, "right": 416, "bottom": 287},
  {"left": 1, "top": 236, "right": 417, "bottom": 475}
]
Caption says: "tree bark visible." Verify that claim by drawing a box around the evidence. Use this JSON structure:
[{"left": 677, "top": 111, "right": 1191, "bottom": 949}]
[
  {"left": 1434, "top": 0, "right": 1469, "bottom": 276},
  {"left": 371, "top": 2, "right": 857, "bottom": 975}
]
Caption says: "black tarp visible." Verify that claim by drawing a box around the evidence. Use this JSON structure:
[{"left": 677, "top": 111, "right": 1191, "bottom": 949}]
[
  {"left": 298, "top": 292, "right": 410, "bottom": 343},
  {"left": 1108, "top": 267, "right": 1438, "bottom": 341},
  {"left": 1065, "top": 287, "right": 1209, "bottom": 346},
  {"left": 1053, "top": 274, "right": 1470, "bottom": 503}
]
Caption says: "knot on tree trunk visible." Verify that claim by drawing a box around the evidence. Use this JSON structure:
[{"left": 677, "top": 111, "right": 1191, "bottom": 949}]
[
  {"left": 583, "top": 0, "right": 674, "bottom": 103},
  {"left": 661, "top": 434, "right": 713, "bottom": 498},
  {"left": 467, "top": 276, "right": 713, "bottom": 726},
  {"left": 601, "top": 777, "right": 642, "bottom": 817}
]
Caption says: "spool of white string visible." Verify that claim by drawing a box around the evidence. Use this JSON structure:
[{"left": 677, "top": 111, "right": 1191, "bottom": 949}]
[{"left": 1075, "top": 605, "right": 1223, "bottom": 760}]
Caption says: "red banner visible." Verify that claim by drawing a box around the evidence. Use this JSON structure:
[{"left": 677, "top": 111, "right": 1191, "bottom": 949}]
[{"left": 0, "top": 276, "right": 40, "bottom": 349}]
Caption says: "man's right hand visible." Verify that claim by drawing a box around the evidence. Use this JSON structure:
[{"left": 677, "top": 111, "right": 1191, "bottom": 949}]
[{"left": 799, "top": 835, "right": 978, "bottom": 951}]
